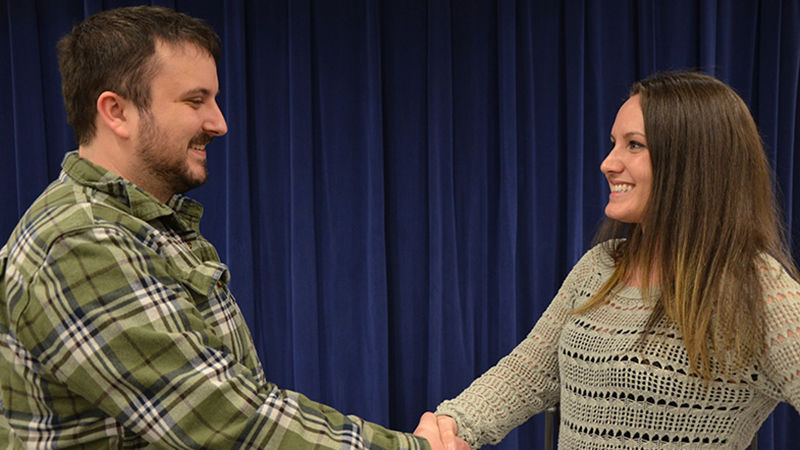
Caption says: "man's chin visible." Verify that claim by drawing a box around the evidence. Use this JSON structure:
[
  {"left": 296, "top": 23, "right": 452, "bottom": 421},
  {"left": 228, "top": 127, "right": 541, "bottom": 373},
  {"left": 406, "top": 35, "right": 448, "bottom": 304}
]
[
  {"left": 172, "top": 170, "right": 208, "bottom": 195},
  {"left": 186, "top": 175, "right": 208, "bottom": 191},
  {"left": 189, "top": 162, "right": 209, "bottom": 184}
]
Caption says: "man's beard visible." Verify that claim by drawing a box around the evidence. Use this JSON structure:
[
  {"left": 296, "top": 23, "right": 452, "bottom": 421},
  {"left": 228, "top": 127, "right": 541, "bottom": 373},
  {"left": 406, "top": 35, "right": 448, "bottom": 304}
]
[{"left": 136, "top": 110, "right": 211, "bottom": 197}]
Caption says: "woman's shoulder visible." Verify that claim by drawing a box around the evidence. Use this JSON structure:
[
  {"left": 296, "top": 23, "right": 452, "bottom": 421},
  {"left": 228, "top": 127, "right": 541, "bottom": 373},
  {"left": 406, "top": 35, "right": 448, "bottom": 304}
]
[
  {"left": 559, "top": 239, "right": 620, "bottom": 294},
  {"left": 756, "top": 253, "right": 800, "bottom": 296},
  {"left": 576, "top": 239, "right": 620, "bottom": 271}
]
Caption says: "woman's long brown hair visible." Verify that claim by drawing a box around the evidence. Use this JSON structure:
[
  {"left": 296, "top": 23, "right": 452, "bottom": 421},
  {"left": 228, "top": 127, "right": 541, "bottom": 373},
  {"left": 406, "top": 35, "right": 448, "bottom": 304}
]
[{"left": 576, "top": 71, "right": 798, "bottom": 380}]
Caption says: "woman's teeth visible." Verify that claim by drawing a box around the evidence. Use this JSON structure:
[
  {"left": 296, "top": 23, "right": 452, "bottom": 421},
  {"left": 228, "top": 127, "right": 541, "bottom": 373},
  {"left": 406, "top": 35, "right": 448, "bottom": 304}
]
[{"left": 610, "top": 184, "right": 633, "bottom": 193}]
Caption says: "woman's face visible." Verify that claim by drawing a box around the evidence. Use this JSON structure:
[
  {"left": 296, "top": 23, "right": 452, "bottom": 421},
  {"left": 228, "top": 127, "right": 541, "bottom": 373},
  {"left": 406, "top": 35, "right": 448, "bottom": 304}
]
[{"left": 601, "top": 94, "right": 652, "bottom": 224}]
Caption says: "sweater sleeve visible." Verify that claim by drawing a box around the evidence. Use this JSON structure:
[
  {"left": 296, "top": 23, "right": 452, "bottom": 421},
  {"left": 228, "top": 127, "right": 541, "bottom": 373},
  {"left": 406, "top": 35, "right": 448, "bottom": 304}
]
[
  {"left": 756, "top": 256, "right": 800, "bottom": 412},
  {"left": 434, "top": 247, "right": 606, "bottom": 449}
]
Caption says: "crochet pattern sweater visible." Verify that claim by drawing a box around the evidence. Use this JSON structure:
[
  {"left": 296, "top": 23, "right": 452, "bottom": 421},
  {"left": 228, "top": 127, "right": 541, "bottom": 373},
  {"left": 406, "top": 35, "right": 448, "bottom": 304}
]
[{"left": 435, "top": 244, "right": 800, "bottom": 449}]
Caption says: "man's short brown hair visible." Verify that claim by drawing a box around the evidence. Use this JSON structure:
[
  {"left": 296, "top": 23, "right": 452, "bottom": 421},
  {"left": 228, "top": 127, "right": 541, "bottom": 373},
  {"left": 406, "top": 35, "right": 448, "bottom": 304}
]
[{"left": 57, "top": 5, "right": 221, "bottom": 145}]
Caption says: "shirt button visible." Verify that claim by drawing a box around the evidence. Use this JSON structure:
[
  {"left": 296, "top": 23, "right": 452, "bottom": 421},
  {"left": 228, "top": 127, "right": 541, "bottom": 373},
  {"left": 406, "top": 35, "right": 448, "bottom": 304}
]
[
  {"left": 216, "top": 281, "right": 223, "bottom": 288},
  {"left": 186, "top": 242, "right": 193, "bottom": 249}
]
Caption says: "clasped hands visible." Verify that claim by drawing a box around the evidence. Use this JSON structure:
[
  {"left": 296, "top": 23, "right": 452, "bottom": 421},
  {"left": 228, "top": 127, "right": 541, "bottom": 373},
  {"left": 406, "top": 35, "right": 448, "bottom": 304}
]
[{"left": 413, "top": 412, "right": 470, "bottom": 450}]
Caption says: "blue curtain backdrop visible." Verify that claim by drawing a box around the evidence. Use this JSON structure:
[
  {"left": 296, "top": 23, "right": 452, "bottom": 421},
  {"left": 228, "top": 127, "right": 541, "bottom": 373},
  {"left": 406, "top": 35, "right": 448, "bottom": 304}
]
[{"left": 2, "top": 0, "right": 799, "bottom": 448}]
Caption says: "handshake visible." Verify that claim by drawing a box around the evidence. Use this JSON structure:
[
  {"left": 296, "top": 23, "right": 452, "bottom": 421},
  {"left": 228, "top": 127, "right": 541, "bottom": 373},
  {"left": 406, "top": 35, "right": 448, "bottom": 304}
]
[{"left": 413, "top": 412, "right": 471, "bottom": 450}]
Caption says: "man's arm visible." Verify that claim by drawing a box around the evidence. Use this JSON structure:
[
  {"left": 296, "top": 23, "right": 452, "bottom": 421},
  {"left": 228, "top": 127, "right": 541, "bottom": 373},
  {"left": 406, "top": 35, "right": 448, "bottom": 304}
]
[{"left": 6, "top": 225, "right": 426, "bottom": 449}]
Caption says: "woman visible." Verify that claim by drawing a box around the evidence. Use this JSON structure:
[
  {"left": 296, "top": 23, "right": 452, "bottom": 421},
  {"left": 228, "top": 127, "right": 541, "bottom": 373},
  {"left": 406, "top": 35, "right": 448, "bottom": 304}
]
[{"left": 428, "top": 71, "right": 800, "bottom": 449}]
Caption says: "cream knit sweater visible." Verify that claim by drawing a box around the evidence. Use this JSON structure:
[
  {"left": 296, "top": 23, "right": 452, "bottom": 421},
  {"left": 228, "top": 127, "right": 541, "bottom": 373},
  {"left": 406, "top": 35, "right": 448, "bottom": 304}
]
[{"left": 435, "top": 244, "right": 800, "bottom": 449}]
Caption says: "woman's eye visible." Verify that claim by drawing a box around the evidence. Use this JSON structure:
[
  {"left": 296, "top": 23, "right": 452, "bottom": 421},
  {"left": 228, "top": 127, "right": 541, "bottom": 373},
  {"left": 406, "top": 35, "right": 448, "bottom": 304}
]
[{"left": 629, "top": 140, "right": 645, "bottom": 149}]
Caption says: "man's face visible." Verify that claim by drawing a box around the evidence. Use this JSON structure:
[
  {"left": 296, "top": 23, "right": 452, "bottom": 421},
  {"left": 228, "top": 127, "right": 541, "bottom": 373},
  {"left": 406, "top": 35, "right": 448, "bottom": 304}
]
[{"left": 133, "top": 41, "right": 227, "bottom": 201}]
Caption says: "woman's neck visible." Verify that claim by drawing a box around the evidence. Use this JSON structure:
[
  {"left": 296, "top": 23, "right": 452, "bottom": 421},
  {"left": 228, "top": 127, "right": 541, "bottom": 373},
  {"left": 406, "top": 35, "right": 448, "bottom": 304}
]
[{"left": 626, "top": 264, "right": 660, "bottom": 288}]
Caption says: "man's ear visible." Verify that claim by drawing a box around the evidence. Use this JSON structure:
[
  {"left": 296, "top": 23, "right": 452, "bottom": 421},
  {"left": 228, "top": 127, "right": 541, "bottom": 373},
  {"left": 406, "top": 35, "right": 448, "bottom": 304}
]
[{"left": 96, "top": 91, "right": 135, "bottom": 139}]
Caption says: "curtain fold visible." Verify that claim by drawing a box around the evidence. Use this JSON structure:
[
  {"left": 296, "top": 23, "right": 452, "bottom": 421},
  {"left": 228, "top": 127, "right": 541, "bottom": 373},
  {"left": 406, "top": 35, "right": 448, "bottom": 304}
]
[
  {"left": 3, "top": 1, "right": 799, "bottom": 448},
  {"left": 7, "top": 1, "right": 50, "bottom": 215}
]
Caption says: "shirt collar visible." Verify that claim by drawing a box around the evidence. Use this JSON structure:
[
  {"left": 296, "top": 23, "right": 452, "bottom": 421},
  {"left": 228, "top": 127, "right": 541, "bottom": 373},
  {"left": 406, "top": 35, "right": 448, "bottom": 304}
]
[{"left": 61, "top": 150, "right": 205, "bottom": 232}]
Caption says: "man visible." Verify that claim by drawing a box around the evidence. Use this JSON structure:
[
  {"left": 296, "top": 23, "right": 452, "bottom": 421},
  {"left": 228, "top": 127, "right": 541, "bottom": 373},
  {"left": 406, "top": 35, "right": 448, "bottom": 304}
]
[{"left": 0, "top": 6, "right": 467, "bottom": 449}]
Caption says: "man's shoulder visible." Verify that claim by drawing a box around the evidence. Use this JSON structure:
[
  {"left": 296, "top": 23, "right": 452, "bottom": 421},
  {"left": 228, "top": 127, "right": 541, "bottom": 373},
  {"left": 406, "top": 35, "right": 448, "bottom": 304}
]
[
  {"left": 3, "top": 176, "right": 136, "bottom": 265},
  {"left": 18, "top": 177, "right": 98, "bottom": 231}
]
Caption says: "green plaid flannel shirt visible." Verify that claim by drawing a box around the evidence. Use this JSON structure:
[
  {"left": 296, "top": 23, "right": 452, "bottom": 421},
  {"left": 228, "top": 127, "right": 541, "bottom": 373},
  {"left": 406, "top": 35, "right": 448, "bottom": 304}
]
[{"left": 0, "top": 151, "right": 428, "bottom": 450}]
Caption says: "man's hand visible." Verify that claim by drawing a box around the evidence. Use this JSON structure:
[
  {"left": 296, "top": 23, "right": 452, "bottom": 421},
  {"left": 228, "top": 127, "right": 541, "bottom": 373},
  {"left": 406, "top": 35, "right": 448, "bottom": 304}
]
[
  {"left": 435, "top": 415, "right": 461, "bottom": 450},
  {"left": 413, "top": 412, "right": 470, "bottom": 450}
]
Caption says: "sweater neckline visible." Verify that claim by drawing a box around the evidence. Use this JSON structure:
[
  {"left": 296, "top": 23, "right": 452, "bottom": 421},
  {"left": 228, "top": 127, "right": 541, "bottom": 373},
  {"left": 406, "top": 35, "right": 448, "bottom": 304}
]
[{"left": 615, "top": 283, "right": 661, "bottom": 301}]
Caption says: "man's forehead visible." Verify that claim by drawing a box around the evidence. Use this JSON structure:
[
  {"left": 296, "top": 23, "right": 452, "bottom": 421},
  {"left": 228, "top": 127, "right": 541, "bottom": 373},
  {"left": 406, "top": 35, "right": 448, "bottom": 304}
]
[
  {"left": 153, "top": 39, "right": 215, "bottom": 61},
  {"left": 147, "top": 42, "right": 219, "bottom": 99}
]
